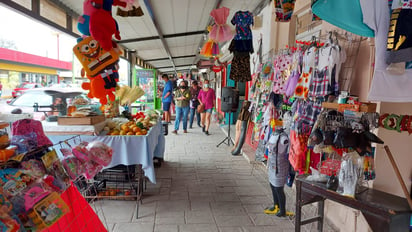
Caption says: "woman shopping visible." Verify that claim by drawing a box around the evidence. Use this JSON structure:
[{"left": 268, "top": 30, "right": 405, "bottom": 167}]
[
  {"left": 172, "top": 80, "right": 191, "bottom": 134},
  {"left": 198, "top": 80, "right": 216, "bottom": 135}
]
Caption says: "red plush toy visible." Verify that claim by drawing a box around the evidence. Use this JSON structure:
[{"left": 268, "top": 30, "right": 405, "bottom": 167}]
[
  {"left": 81, "top": 74, "right": 116, "bottom": 105},
  {"left": 89, "top": 0, "right": 126, "bottom": 51}
]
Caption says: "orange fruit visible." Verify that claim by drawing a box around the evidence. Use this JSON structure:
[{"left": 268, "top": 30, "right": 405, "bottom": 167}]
[
  {"left": 141, "top": 129, "right": 147, "bottom": 135},
  {"left": 112, "top": 131, "right": 120, "bottom": 135},
  {"left": 120, "top": 130, "right": 127, "bottom": 135},
  {"left": 127, "top": 132, "right": 134, "bottom": 135},
  {"left": 132, "top": 127, "right": 140, "bottom": 133},
  {"left": 135, "top": 132, "right": 142, "bottom": 135}
]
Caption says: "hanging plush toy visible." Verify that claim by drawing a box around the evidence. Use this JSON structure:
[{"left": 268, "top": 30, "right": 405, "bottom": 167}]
[
  {"left": 81, "top": 74, "right": 116, "bottom": 105},
  {"left": 73, "top": 36, "right": 120, "bottom": 77},
  {"left": 89, "top": 0, "right": 126, "bottom": 50}
]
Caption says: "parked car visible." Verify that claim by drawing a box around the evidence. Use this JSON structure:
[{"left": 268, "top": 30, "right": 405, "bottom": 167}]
[
  {"left": 2, "top": 87, "right": 86, "bottom": 120},
  {"left": 12, "top": 82, "right": 43, "bottom": 98}
]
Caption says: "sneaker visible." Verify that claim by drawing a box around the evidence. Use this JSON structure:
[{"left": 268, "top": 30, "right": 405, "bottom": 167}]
[
  {"left": 189, "top": 126, "right": 193, "bottom": 129},
  {"left": 202, "top": 126, "right": 205, "bottom": 132},
  {"left": 205, "top": 131, "right": 209, "bottom": 135},
  {"left": 275, "top": 212, "right": 286, "bottom": 217},
  {"left": 183, "top": 130, "right": 188, "bottom": 133},
  {"left": 172, "top": 130, "right": 177, "bottom": 134},
  {"left": 263, "top": 205, "right": 279, "bottom": 215}
]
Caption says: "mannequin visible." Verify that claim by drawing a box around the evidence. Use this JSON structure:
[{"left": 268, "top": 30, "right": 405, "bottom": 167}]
[{"left": 231, "top": 100, "right": 251, "bottom": 155}]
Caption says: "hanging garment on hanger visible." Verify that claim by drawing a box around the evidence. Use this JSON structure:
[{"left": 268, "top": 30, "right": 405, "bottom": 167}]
[
  {"left": 274, "top": 0, "right": 296, "bottom": 22},
  {"left": 294, "top": 47, "right": 317, "bottom": 99},
  {"left": 363, "top": 0, "right": 412, "bottom": 102},
  {"left": 209, "top": 7, "right": 234, "bottom": 43},
  {"left": 229, "top": 40, "right": 252, "bottom": 82},
  {"left": 385, "top": 8, "right": 412, "bottom": 63},
  {"left": 312, "top": 0, "right": 374, "bottom": 37}
]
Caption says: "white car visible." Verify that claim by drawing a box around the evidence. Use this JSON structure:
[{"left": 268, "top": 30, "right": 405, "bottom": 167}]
[{"left": 1, "top": 87, "right": 86, "bottom": 121}]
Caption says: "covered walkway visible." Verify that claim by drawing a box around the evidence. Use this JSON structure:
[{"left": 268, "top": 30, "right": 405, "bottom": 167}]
[{"left": 92, "top": 123, "right": 336, "bottom": 232}]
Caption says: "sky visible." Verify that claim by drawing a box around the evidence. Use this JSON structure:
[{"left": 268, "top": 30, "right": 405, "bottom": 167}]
[
  {"left": 0, "top": 5, "right": 76, "bottom": 62},
  {"left": 0, "top": 5, "right": 129, "bottom": 81}
]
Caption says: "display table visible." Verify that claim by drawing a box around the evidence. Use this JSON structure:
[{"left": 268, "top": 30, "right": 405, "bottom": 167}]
[
  {"left": 44, "top": 120, "right": 165, "bottom": 184},
  {"left": 295, "top": 175, "right": 411, "bottom": 232},
  {"left": 42, "top": 120, "right": 107, "bottom": 135}
]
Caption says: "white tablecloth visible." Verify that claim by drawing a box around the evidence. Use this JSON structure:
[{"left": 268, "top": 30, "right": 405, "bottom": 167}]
[
  {"left": 45, "top": 121, "right": 165, "bottom": 184},
  {"left": 42, "top": 120, "right": 107, "bottom": 135}
]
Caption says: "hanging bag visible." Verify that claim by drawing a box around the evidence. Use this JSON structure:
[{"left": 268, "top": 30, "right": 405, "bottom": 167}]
[{"left": 12, "top": 119, "right": 52, "bottom": 147}]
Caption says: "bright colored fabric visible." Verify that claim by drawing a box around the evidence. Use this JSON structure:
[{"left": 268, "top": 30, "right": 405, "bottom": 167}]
[
  {"left": 231, "top": 11, "right": 254, "bottom": 40},
  {"left": 45, "top": 184, "right": 106, "bottom": 232},
  {"left": 198, "top": 88, "right": 216, "bottom": 110},
  {"left": 209, "top": 7, "right": 234, "bottom": 42},
  {"left": 312, "top": 0, "right": 374, "bottom": 37}
]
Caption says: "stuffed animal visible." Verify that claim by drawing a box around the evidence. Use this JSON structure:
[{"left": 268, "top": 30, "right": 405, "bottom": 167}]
[
  {"left": 73, "top": 36, "right": 119, "bottom": 77},
  {"left": 77, "top": 0, "right": 95, "bottom": 36},
  {"left": 81, "top": 75, "right": 116, "bottom": 105},
  {"left": 89, "top": 0, "right": 126, "bottom": 50}
]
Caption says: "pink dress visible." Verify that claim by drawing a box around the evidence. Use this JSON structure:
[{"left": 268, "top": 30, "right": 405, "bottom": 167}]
[{"left": 209, "top": 7, "right": 234, "bottom": 42}]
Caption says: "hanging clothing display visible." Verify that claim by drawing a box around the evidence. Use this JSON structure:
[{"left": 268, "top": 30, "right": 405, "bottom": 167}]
[
  {"left": 363, "top": 0, "right": 412, "bottom": 102},
  {"left": 200, "top": 26, "right": 220, "bottom": 58},
  {"left": 229, "top": 10, "right": 254, "bottom": 82},
  {"left": 311, "top": 0, "right": 375, "bottom": 37},
  {"left": 385, "top": 6, "right": 412, "bottom": 63},
  {"left": 274, "top": 0, "right": 296, "bottom": 22},
  {"left": 209, "top": 7, "right": 234, "bottom": 43}
]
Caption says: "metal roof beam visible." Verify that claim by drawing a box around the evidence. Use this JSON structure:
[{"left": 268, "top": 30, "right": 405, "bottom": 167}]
[
  {"left": 143, "top": 0, "right": 177, "bottom": 75},
  {"left": 146, "top": 55, "right": 196, "bottom": 62},
  {"left": 119, "top": 30, "right": 206, "bottom": 44},
  {"left": 156, "top": 64, "right": 194, "bottom": 69}
]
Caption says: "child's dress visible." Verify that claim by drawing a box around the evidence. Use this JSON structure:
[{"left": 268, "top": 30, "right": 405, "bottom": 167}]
[{"left": 209, "top": 7, "right": 234, "bottom": 42}]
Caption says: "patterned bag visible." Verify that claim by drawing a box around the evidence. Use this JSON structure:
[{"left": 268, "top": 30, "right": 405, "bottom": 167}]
[
  {"left": 11, "top": 119, "right": 52, "bottom": 147},
  {"left": 288, "top": 129, "right": 309, "bottom": 172}
]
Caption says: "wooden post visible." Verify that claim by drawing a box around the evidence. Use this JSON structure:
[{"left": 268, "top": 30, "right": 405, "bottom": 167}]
[{"left": 383, "top": 145, "right": 412, "bottom": 210}]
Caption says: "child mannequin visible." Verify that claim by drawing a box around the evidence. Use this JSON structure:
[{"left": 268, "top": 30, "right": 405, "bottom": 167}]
[{"left": 264, "top": 125, "right": 289, "bottom": 217}]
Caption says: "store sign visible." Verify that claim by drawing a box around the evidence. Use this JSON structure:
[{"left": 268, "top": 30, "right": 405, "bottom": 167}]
[
  {"left": 379, "top": 113, "right": 412, "bottom": 134},
  {"left": 212, "top": 65, "right": 222, "bottom": 72}
]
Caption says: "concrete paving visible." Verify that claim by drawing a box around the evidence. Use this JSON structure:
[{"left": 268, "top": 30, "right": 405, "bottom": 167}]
[{"left": 91, "top": 122, "right": 337, "bottom": 232}]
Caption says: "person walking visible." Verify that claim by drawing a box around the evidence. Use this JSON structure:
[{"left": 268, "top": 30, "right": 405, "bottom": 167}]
[
  {"left": 198, "top": 79, "right": 215, "bottom": 135},
  {"left": 161, "top": 74, "right": 173, "bottom": 124},
  {"left": 172, "top": 80, "right": 191, "bottom": 134},
  {"left": 189, "top": 80, "right": 201, "bottom": 129}
]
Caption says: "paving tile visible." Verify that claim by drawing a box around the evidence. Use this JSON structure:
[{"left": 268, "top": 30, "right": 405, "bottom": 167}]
[
  {"left": 95, "top": 200, "right": 137, "bottom": 223},
  {"left": 190, "top": 201, "right": 212, "bottom": 211},
  {"left": 214, "top": 215, "right": 253, "bottom": 226},
  {"left": 179, "top": 224, "right": 219, "bottom": 232},
  {"left": 155, "top": 211, "right": 185, "bottom": 225},
  {"left": 248, "top": 214, "right": 277, "bottom": 226},
  {"left": 156, "top": 199, "right": 190, "bottom": 212},
  {"left": 154, "top": 224, "right": 179, "bottom": 232},
  {"left": 213, "top": 192, "right": 241, "bottom": 202},
  {"left": 217, "top": 227, "right": 244, "bottom": 232},
  {"left": 185, "top": 210, "right": 215, "bottom": 224},
  {"left": 113, "top": 222, "right": 154, "bottom": 232},
  {"left": 242, "top": 204, "right": 266, "bottom": 214}
]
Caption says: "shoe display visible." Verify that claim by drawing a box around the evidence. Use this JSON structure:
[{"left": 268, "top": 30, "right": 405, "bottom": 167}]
[{"left": 263, "top": 205, "right": 279, "bottom": 215}]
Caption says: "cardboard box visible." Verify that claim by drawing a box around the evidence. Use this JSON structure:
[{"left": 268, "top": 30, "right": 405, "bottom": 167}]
[
  {"left": 321, "top": 102, "right": 377, "bottom": 113},
  {"left": 57, "top": 115, "right": 105, "bottom": 125}
]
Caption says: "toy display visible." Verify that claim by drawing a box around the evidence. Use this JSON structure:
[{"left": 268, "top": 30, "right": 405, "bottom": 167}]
[{"left": 0, "top": 118, "right": 114, "bottom": 231}]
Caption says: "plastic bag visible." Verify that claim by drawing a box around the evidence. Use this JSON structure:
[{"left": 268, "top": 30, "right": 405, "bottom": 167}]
[
  {"left": 337, "top": 151, "right": 363, "bottom": 197},
  {"left": 87, "top": 141, "right": 113, "bottom": 166}
]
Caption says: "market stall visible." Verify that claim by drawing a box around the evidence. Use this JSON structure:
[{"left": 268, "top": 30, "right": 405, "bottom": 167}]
[{"left": 44, "top": 117, "right": 165, "bottom": 184}]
